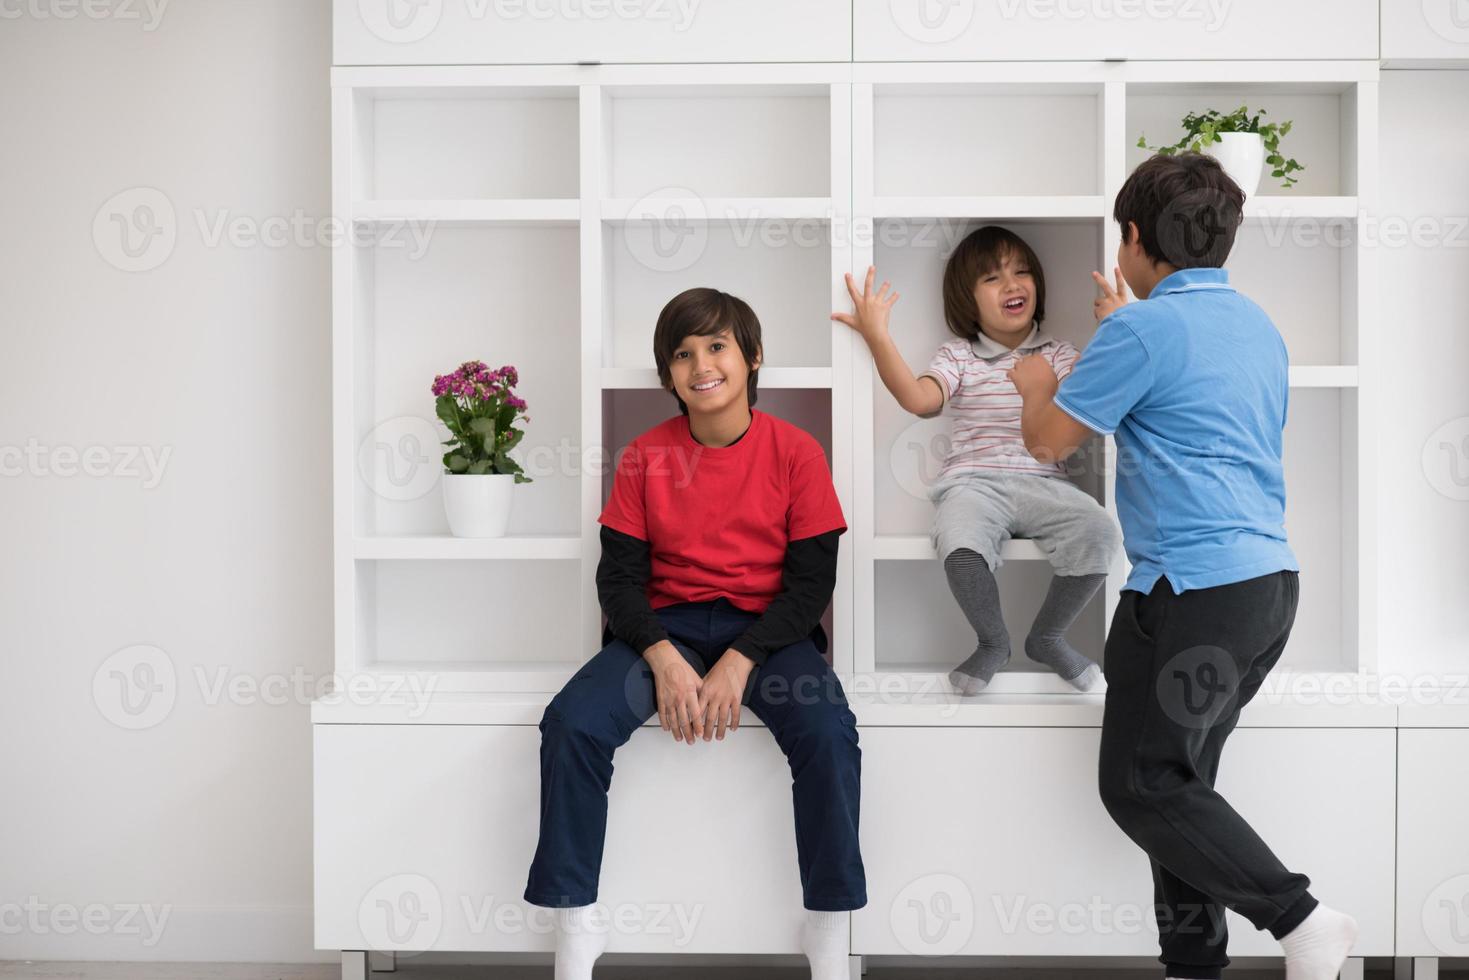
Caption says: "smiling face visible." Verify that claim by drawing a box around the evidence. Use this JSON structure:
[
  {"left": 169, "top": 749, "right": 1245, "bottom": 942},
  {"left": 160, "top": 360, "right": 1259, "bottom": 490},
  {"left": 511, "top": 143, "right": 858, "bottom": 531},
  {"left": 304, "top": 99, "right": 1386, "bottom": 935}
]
[
  {"left": 666, "top": 328, "right": 760, "bottom": 419},
  {"left": 971, "top": 247, "right": 1037, "bottom": 347}
]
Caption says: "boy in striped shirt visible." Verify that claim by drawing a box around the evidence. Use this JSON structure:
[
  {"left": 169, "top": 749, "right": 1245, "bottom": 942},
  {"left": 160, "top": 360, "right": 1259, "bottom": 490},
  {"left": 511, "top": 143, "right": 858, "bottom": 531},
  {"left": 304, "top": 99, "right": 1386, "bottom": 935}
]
[{"left": 833, "top": 225, "right": 1120, "bottom": 694}]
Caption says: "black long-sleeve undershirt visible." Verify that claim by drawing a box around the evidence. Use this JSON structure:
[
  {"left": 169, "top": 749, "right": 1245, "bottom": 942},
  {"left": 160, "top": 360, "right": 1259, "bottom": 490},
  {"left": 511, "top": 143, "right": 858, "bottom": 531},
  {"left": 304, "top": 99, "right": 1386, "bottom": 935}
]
[{"left": 595, "top": 524, "right": 839, "bottom": 666}]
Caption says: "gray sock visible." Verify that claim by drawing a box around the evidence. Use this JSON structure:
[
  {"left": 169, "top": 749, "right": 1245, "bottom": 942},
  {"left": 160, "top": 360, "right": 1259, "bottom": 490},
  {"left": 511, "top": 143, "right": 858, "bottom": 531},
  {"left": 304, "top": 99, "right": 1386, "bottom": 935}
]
[
  {"left": 1025, "top": 572, "right": 1106, "bottom": 691},
  {"left": 943, "top": 548, "right": 1011, "bottom": 696}
]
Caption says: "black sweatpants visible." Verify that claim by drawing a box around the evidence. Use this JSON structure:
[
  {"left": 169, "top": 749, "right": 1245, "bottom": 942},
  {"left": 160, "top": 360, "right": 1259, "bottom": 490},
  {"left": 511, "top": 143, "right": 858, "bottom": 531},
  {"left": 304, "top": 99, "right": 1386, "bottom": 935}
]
[{"left": 1097, "top": 570, "right": 1317, "bottom": 980}]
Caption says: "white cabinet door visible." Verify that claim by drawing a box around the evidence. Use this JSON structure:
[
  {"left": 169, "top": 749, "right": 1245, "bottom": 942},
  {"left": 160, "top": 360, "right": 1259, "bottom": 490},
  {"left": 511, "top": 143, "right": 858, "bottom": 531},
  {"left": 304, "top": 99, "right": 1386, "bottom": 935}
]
[
  {"left": 314, "top": 723, "right": 806, "bottom": 954},
  {"left": 1384, "top": 0, "right": 1469, "bottom": 64},
  {"left": 336, "top": 0, "right": 851, "bottom": 65},
  {"left": 852, "top": 726, "right": 1395, "bottom": 956},
  {"left": 1397, "top": 728, "right": 1469, "bottom": 958},
  {"left": 856, "top": 0, "right": 1378, "bottom": 61}
]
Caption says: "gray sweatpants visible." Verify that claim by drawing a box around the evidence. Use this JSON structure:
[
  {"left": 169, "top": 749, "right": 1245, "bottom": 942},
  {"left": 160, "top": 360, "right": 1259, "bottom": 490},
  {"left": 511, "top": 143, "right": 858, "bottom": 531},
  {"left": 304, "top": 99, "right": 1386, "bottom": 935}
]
[{"left": 929, "top": 469, "right": 1120, "bottom": 576}]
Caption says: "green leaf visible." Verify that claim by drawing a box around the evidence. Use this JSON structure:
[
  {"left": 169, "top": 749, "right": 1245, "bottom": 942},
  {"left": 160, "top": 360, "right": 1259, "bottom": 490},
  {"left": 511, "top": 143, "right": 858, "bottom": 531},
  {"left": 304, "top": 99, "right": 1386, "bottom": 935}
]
[
  {"left": 496, "top": 402, "right": 517, "bottom": 431},
  {"left": 435, "top": 396, "right": 459, "bottom": 431},
  {"left": 447, "top": 454, "right": 470, "bottom": 473},
  {"left": 467, "top": 459, "right": 492, "bottom": 475}
]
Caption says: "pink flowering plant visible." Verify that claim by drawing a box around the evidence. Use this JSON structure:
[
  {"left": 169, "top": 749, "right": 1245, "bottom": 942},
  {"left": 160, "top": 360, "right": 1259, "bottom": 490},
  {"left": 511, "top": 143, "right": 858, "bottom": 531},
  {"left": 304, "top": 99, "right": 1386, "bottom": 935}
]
[{"left": 431, "top": 360, "right": 532, "bottom": 483}]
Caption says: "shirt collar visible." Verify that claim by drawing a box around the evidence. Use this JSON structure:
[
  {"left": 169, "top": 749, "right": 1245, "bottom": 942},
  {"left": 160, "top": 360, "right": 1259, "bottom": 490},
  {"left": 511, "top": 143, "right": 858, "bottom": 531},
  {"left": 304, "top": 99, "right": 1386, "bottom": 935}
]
[
  {"left": 970, "top": 321, "right": 1049, "bottom": 360},
  {"left": 1151, "top": 267, "right": 1234, "bottom": 298}
]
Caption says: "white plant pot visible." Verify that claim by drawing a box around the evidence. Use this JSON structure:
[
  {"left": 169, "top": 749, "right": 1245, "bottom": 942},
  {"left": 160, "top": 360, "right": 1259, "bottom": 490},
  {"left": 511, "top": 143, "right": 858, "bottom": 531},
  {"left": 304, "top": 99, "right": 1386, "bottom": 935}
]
[
  {"left": 1207, "top": 131, "right": 1266, "bottom": 198},
  {"left": 441, "top": 473, "right": 515, "bottom": 538}
]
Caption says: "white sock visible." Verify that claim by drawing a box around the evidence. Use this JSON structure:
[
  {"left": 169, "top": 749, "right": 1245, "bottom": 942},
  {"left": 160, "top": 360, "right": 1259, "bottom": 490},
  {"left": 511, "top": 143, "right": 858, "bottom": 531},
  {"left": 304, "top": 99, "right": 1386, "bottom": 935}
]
[
  {"left": 1280, "top": 903, "right": 1358, "bottom": 980},
  {"left": 800, "top": 909, "right": 849, "bottom": 980},
  {"left": 554, "top": 905, "right": 607, "bottom": 980}
]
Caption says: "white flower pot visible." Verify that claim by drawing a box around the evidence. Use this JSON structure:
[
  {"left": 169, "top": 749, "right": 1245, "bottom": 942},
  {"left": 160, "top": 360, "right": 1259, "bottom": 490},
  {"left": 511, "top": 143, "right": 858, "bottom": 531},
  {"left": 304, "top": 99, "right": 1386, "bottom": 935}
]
[
  {"left": 1207, "top": 131, "right": 1266, "bottom": 198},
  {"left": 441, "top": 473, "right": 515, "bottom": 538}
]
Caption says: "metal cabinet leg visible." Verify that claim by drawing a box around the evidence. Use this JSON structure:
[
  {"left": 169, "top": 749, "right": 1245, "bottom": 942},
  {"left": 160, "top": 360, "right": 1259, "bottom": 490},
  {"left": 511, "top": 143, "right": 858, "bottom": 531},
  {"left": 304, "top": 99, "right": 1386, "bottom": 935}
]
[
  {"left": 1339, "top": 957, "right": 1364, "bottom": 980},
  {"left": 369, "top": 950, "right": 396, "bottom": 973},
  {"left": 1396, "top": 958, "right": 1441, "bottom": 980},
  {"left": 342, "top": 951, "right": 368, "bottom": 980}
]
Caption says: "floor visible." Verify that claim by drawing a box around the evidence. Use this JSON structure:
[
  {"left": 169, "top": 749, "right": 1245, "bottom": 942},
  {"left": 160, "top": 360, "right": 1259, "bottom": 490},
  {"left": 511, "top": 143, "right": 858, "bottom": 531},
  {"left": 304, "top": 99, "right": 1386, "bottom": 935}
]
[{"left": 1, "top": 961, "right": 1464, "bottom": 980}]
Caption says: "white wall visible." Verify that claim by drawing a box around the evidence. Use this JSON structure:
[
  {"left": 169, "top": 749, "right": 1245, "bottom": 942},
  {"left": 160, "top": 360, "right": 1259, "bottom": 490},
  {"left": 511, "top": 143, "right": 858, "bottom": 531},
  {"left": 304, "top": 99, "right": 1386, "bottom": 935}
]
[
  {"left": 0, "top": 0, "right": 335, "bottom": 963},
  {"left": 1377, "top": 70, "right": 1469, "bottom": 682},
  {"left": 2, "top": 0, "right": 1468, "bottom": 967}
]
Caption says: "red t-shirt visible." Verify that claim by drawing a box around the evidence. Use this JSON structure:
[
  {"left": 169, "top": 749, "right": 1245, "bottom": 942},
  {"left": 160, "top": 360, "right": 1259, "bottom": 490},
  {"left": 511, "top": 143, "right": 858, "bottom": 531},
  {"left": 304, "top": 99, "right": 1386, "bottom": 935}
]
[{"left": 598, "top": 408, "right": 847, "bottom": 614}]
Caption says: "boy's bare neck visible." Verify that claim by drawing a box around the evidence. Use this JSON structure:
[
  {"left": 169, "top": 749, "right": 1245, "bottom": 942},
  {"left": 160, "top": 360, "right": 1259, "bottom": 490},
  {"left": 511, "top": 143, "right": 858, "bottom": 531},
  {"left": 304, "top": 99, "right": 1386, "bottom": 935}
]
[
  {"left": 1136, "top": 261, "right": 1181, "bottom": 300},
  {"left": 688, "top": 405, "right": 753, "bottom": 448}
]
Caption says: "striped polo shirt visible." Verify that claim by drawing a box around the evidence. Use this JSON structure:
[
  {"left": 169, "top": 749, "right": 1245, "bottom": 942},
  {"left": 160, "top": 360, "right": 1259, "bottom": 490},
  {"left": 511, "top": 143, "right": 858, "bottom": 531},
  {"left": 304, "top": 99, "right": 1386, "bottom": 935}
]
[{"left": 918, "top": 322, "right": 1080, "bottom": 480}]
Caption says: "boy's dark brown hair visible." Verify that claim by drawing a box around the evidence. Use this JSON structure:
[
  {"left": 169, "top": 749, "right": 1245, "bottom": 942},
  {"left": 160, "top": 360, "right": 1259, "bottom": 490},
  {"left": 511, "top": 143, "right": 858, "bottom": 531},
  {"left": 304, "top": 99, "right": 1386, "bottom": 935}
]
[
  {"left": 653, "top": 287, "right": 762, "bottom": 416},
  {"left": 942, "top": 225, "right": 1047, "bottom": 341},
  {"left": 1114, "top": 151, "right": 1246, "bottom": 270}
]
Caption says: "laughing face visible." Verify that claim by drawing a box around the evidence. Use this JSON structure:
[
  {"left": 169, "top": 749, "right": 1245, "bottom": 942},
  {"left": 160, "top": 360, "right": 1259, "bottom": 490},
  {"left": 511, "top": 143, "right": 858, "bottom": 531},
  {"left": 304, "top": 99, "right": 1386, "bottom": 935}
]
[
  {"left": 972, "top": 248, "right": 1036, "bottom": 348},
  {"left": 667, "top": 328, "right": 760, "bottom": 418}
]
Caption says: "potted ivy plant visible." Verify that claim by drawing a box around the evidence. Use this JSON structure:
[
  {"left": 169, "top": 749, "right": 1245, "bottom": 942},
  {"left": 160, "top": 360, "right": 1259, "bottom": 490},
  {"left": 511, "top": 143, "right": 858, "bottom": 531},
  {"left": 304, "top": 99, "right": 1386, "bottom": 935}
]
[
  {"left": 432, "top": 360, "right": 531, "bottom": 538},
  {"left": 1138, "top": 105, "right": 1304, "bottom": 197}
]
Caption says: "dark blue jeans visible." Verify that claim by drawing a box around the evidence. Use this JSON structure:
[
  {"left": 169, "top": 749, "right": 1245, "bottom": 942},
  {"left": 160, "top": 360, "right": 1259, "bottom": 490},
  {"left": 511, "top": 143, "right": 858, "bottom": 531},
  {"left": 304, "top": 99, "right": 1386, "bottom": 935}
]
[{"left": 523, "top": 598, "right": 867, "bottom": 912}]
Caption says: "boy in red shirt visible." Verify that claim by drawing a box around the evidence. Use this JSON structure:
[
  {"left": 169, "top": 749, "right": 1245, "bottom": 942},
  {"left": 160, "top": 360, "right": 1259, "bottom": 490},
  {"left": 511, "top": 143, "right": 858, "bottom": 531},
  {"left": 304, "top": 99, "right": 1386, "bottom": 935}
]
[{"left": 524, "top": 288, "right": 865, "bottom": 980}]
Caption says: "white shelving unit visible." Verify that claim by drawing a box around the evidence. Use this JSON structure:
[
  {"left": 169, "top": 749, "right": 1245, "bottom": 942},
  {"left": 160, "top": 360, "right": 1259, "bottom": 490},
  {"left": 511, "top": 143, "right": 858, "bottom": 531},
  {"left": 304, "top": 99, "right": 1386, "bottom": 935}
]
[
  {"left": 333, "top": 65, "right": 855, "bottom": 695},
  {"left": 849, "top": 61, "right": 1377, "bottom": 696},
  {"left": 323, "top": 55, "right": 1392, "bottom": 970},
  {"left": 334, "top": 59, "right": 1378, "bottom": 702}
]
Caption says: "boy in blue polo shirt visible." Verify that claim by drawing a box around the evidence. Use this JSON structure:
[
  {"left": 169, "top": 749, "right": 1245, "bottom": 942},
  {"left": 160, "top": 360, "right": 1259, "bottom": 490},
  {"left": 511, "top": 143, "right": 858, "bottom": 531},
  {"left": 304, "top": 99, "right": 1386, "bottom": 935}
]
[{"left": 1008, "top": 152, "right": 1357, "bottom": 980}]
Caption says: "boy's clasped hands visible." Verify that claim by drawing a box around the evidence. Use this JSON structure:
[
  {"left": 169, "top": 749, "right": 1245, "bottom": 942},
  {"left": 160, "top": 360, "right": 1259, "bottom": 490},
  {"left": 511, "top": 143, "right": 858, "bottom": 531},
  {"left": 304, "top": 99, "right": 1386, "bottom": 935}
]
[{"left": 643, "top": 639, "right": 751, "bottom": 745}]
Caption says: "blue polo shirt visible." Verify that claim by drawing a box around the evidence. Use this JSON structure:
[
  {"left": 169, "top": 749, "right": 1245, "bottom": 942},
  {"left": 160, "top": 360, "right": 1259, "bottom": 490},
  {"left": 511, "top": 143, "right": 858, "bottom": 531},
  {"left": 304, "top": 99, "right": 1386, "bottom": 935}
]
[{"left": 1053, "top": 267, "right": 1298, "bottom": 594}]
